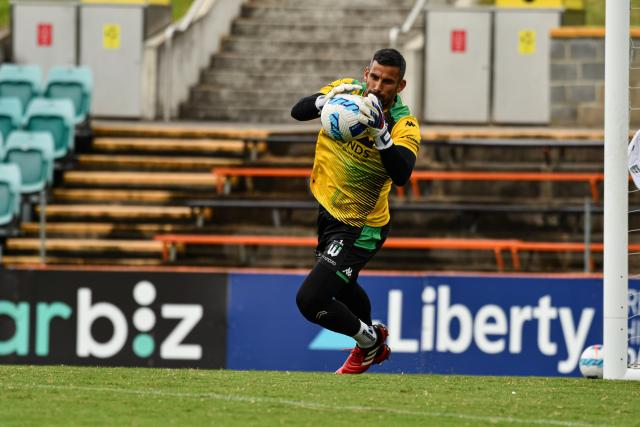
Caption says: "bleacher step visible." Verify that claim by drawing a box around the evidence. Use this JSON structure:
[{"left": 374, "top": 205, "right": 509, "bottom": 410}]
[
  {"left": 1, "top": 256, "right": 164, "bottom": 267},
  {"left": 92, "top": 137, "right": 251, "bottom": 154},
  {"left": 180, "top": 106, "right": 294, "bottom": 123},
  {"left": 63, "top": 171, "right": 217, "bottom": 188},
  {"left": 201, "top": 71, "right": 340, "bottom": 88},
  {"left": 76, "top": 154, "right": 243, "bottom": 170},
  {"left": 36, "top": 204, "right": 195, "bottom": 220},
  {"left": 230, "top": 21, "right": 392, "bottom": 41},
  {"left": 240, "top": 4, "right": 411, "bottom": 22},
  {"left": 20, "top": 222, "right": 202, "bottom": 237},
  {"left": 52, "top": 188, "right": 206, "bottom": 203},
  {"left": 221, "top": 38, "right": 386, "bottom": 56},
  {"left": 91, "top": 123, "right": 270, "bottom": 139},
  {"left": 209, "top": 53, "right": 369, "bottom": 74},
  {"left": 5, "top": 238, "right": 164, "bottom": 254}
]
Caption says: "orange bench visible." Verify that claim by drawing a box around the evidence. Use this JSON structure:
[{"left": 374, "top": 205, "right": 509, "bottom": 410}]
[
  {"left": 153, "top": 233, "right": 640, "bottom": 273},
  {"left": 211, "top": 167, "right": 605, "bottom": 201},
  {"left": 212, "top": 167, "right": 311, "bottom": 194},
  {"left": 154, "top": 234, "right": 516, "bottom": 271},
  {"left": 401, "top": 171, "right": 605, "bottom": 201}
]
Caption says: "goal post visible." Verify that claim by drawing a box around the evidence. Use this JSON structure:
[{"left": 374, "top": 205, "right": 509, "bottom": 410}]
[{"left": 603, "top": 0, "right": 640, "bottom": 381}]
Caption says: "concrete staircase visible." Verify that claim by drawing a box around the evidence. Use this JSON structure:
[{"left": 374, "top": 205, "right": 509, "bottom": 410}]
[{"left": 180, "top": 0, "right": 422, "bottom": 123}]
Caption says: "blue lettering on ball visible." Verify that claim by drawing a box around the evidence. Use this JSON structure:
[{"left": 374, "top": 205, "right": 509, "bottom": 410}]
[
  {"left": 329, "top": 112, "right": 343, "bottom": 141},
  {"left": 328, "top": 97, "right": 360, "bottom": 114},
  {"left": 350, "top": 123, "right": 366, "bottom": 138},
  {"left": 580, "top": 358, "right": 603, "bottom": 367}
]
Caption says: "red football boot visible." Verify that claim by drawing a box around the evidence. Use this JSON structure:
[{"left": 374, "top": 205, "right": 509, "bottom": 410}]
[{"left": 335, "top": 324, "right": 390, "bottom": 374}]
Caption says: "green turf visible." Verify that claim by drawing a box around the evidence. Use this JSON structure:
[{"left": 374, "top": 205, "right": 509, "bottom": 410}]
[{"left": 1, "top": 366, "right": 639, "bottom": 426}]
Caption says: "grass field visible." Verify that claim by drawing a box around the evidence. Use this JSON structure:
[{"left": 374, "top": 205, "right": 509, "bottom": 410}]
[{"left": 1, "top": 365, "right": 639, "bottom": 426}]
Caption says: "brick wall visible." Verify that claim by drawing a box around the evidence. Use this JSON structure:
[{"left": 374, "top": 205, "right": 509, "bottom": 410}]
[{"left": 550, "top": 28, "right": 640, "bottom": 128}]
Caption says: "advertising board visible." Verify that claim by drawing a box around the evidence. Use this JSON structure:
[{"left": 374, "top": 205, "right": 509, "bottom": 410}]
[
  {"left": 0, "top": 270, "right": 227, "bottom": 368},
  {"left": 227, "top": 273, "right": 640, "bottom": 376}
]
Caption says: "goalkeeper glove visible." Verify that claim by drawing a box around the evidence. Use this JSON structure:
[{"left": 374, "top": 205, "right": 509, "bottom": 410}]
[
  {"left": 358, "top": 93, "right": 393, "bottom": 150},
  {"left": 314, "top": 83, "right": 363, "bottom": 112}
]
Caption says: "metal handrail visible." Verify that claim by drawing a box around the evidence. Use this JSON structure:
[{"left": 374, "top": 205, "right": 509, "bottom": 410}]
[{"left": 389, "top": 0, "right": 427, "bottom": 48}]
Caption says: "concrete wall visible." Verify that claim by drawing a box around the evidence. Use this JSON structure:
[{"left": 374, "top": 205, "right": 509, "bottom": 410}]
[
  {"left": 550, "top": 29, "right": 640, "bottom": 128},
  {"left": 142, "top": 0, "right": 243, "bottom": 120}
]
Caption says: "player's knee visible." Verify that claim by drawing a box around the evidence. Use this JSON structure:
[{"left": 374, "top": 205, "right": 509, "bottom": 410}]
[{"left": 296, "top": 285, "right": 321, "bottom": 323}]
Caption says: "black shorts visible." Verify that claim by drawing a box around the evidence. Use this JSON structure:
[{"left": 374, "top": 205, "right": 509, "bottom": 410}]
[{"left": 315, "top": 205, "right": 390, "bottom": 283}]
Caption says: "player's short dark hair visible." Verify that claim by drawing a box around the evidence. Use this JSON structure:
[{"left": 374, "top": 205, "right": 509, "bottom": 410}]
[{"left": 371, "top": 48, "right": 406, "bottom": 80}]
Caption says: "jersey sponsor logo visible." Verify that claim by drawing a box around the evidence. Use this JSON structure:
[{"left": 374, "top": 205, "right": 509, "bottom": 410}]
[
  {"left": 405, "top": 136, "right": 420, "bottom": 145},
  {"left": 405, "top": 120, "right": 416, "bottom": 127},
  {"left": 342, "top": 267, "right": 353, "bottom": 278},
  {"left": 326, "top": 240, "right": 343, "bottom": 257},
  {"left": 320, "top": 255, "right": 336, "bottom": 266},
  {"left": 335, "top": 138, "right": 372, "bottom": 159}
]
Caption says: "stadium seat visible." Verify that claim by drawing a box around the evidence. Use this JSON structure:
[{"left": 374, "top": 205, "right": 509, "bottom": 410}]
[
  {"left": 0, "top": 97, "right": 23, "bottom": 142},
  {"left": 23, "top": 97, "right": 75, "bottom": 159},
  {"left": 2, "top": 131, "right": 55, "bottom": 194},
  {"left": 0, "top": 163, "right": 21, "bottom": 226},
  {"left": 0, "top": 64, "right": 42, "bottom": 113},
  {"left": 44, "top": 66, "right": 93, "bottom": 124}
]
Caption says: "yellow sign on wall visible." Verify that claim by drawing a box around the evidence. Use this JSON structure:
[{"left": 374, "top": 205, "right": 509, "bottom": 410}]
[
  {"left": 518, "top": 29, "right": 537, "bottom": 55},
  {"left": 496, "top": 0, "right": 562, "bottom": 7},
  {"left": 103, "top": 24, "right": 121, "bottom": 50},
  {"left": 564, "top": 0, "right": 584, "bottom": 9}
]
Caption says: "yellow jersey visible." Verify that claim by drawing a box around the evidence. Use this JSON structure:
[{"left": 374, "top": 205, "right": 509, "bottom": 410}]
[{"left": 310, "top": 78, "right": 421, "bottom": 227}]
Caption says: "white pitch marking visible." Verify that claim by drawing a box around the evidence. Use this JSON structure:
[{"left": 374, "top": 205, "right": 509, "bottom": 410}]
[{"left": 1, "top": 383, "right": 609, "bottom": 427}]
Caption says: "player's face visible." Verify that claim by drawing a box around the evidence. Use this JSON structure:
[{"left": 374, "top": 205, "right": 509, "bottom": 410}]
[{"left": 363, "top": 61, "right": 406, "bottom": 110}]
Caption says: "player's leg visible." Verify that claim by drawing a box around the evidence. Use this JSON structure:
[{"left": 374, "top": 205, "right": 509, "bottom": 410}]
[
  {"left": 335, "top": 281, "right": 372, "bottom": 325},
  {"left": 332, "top": 224, "right": 391, "bottom": 374},
  {"left": 296, "top": 262, "right": 363, "bottom": 337},
  {"left": 335, "top": 223, "right": 390, "bottom": 325},
  {"left": 297, "top": 208, "right": 381, "bottom": 350}
]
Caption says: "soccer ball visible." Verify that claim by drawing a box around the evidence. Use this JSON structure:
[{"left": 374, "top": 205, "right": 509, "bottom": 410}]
[
  {"left": 579, "top": 344, "right": 603, "bottom": 378},
  {"left": 320, "top": 94, "right": 368, "bottom": 142}
]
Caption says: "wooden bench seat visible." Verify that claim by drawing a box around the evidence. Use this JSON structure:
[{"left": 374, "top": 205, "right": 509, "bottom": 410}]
[
  {"left": 36, "top": 205, "right": 194, "bottom": 220},
  {"left": 93, "top": 137, "right": 249, "bottom": 153},
  {"left": 76, "top": 154, "right": 243, "bottom": 170},
  {"left": 6, "top": 238, "right": 164, "bottom": 253},
  {"left": 64, "top": 171, "right": 217, "bottom": 188},
  {"left": 1, "top": 255, "right": 163, "bottom": 266},
  {"left": 20, "top": 222, "right": 199, "bottom": 236},
  {"left": 52, "top": 189, "right": 192, "bottom": 203}
]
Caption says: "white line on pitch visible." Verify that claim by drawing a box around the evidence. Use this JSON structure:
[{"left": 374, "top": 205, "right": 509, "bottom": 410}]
[{"left": 2, "top": 383, "right": 609, "bottom": 427}]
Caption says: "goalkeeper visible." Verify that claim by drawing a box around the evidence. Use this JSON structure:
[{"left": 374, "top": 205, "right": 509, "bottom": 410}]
[{"left": 290, "top": 48, "right": 421, "bottom": 374}]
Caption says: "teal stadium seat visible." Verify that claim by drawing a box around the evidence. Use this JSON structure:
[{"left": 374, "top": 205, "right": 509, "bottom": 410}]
[
  {"left": 3, "top": 131, "right": 54, "bottom": 194},
  {"left": 0, "top": 64, "right": 42, "bottom": 113},
  {"left": 44, "top": 66, "right": 93, "bottom": 124},
  {"left": 0, "top": 97, "right": 23, "bottom": 142},
  {"left": 24, "top": 97, "right": 75, "bottom": 159},
  {"left": 0, "top": 163, "right": 21, "bottom": 226}
]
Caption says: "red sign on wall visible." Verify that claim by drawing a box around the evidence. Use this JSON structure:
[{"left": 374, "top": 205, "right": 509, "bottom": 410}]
[
  {"left": 37, "top": 23, "right": 53, "bottom": 47},
  {"left": 451, "top": 29, "right": 466, "bottom": 53}
]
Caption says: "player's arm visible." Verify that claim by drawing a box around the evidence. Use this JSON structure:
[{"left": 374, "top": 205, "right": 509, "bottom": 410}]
[
  {"left": 291, "top": 93, "right": 323, "bottom": 121},
  {"left": 358, "top": 94, "right": 420, "bottom": 186},
  {"left": 379, "top": 145, "right": 416, "bottom": 186},
  {"left": 290, "top": 81, "right": 363, "bottom": 121}
]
